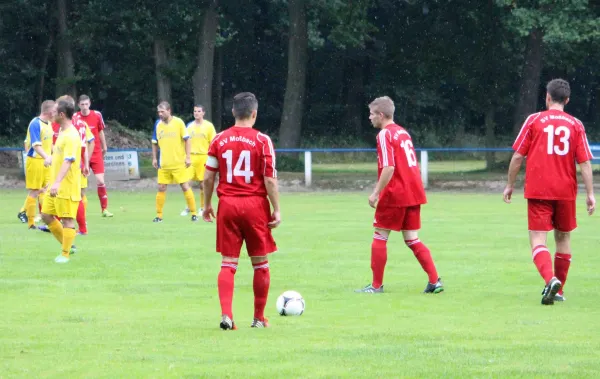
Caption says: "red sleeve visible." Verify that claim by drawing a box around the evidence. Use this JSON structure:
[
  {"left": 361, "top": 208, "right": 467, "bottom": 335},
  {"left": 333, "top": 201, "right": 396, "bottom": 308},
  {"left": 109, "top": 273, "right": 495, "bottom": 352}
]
[
  {"left": 513, "top": 113, "right": 537, "bottom": 156},
  {"left": 259, "top": 133, "right": 277, "bottom": 178},
  {"left": 575, "top": 121, "right": 594, "bottom": 164},
  {"left": 96, "top": 111, "right": 106, "bottom": 132},
  {"left": 377, "top": 129, "right": 395, "bottom": 167}
]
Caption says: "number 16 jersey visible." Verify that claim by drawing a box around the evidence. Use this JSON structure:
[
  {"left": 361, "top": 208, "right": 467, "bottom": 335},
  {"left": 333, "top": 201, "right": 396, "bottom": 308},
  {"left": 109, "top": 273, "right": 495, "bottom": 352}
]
[
  {"left": 206, "top": 126, "right": 277, "bottom": 197},
  {"left": 377, "top": 124, "right": 426, "bottom": 208},
  {"left": 513, "top": 109, "right": 593, "bottom": 201}
]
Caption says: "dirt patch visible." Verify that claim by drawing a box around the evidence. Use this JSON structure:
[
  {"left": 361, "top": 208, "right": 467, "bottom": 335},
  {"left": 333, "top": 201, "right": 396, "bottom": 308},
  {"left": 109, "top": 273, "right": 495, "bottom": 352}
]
[
  {"left": 0, "top": 151, "right": 20, "bottom": 169},
  {"left": 104, "top": 120, "right": 152, "bottom": 149}
]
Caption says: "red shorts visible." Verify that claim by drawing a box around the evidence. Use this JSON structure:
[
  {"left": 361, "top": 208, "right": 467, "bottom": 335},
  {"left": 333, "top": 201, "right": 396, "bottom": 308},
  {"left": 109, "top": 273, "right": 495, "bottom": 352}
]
[
  {"left": 217, "top": 196, "right": 277, "bottom": 258},
  {"left": 528, "top": 199, "right": 577, "bottom": 232},
  {"left": 89, "top": 155, "right": 105, "bottom": 174},
  {"left": 374, "top": 205, "right": 421, "bottom": 232}
]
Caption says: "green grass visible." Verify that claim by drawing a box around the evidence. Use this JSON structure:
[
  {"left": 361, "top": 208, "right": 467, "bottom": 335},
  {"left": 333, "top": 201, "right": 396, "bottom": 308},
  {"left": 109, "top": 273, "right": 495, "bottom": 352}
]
[
  {"left": 312, "top": 160, "right": 487, "bottom": 174},
  {"left": 1, "top": 191, "right": 600, "bottom": 378}
]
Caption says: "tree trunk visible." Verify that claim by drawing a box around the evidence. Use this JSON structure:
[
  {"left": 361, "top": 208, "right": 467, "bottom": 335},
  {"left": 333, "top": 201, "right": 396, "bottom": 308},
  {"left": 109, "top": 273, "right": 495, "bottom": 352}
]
[
  {"left": 485, "top": 106, "right": 496, "bottom": 170},
  {"left": 213, "top": 46, "right": 223, "bottom": 129},
  {"left": 513, "top": 28, "right": 544, "bottom": 134},
  {"left": 153, "top": 38, "right": 172, "bottom": 104},
  {"left": 278, "top": 0, "right": 308, "bottom": 148},
  {"left": 55, "top": 0, "right": 76, "bottom": 98},
  {"left": 38, "top": 34, "right": 54, "bottom": 106},
  {"left": 193, "top": 0, "right": 218, "bottom": 120},
  {"left": 342, "top": 55, "right": 365, "bottom": 136}
]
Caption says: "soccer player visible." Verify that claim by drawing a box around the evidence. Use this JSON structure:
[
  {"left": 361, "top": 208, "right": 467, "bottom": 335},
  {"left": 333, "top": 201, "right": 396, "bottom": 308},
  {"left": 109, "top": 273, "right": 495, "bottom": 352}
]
[
  {"left": 41, "top": 96, "right": 82, "bottom": 263},
  {"left": 74, "top": 95, "right": 113, "bottom": 217},
  {"left": 356, "top": 96, "right": 443, "bottom": 294},
  {"left": 72, "top": 114, "right": 95, "bottom": 235},
  {"left": 151, "top": 101, "right": 197, "bottom": 222},
  {"left": 503, "top": 79, "right": 595, "bottom": 305},
  {"left": 180, "top": 104, "right": 216, "bottom": 216},
  {"left": 203, "top": 92, "right": 281, "bottom": 330},
  {"left": 20, "top": 100, "right": 56, "bottom": 229}
]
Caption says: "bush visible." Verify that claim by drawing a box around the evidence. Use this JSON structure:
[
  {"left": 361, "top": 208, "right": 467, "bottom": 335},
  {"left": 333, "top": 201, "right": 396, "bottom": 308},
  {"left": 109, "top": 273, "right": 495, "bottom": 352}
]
[{"left": 277, "top": 154, "right": 304, "bottom": 172}]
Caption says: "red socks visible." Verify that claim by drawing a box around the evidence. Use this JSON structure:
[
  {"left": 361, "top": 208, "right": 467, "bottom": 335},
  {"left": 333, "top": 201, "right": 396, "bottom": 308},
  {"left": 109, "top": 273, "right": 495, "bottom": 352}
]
[
  {"left": 532, "top": 245, "right": 554, "bottom": 284},
  {"left": 406, "top": 239, "right": 439, "bottom": 284},
  {"left": 76, "top": 200, "right": 87, "bottom": 234},
  {"left": 252, "top": 261, "right": 270, "bottom": 321},
  {"left": 554, "top": 252, "right": 572, "bottom": 295},
  {"left": 218, "top": 261, "right": 237, "bottom": 319},
  {"left": 371, "top": 232, "right": 388, "bottom": 289},
  {"left": 97, "top": 184, "right": 108, "bottom": 211}
]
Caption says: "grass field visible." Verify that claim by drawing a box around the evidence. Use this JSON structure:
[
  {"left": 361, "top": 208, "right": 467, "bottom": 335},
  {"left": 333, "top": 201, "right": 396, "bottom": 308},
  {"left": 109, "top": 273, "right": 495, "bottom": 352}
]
[{"left": 1, "top": 190, "right": 600, "bottom": 378}]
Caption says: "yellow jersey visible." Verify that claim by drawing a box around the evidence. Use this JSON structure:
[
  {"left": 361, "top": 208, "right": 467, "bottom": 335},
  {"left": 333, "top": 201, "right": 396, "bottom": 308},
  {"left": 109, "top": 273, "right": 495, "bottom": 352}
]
[
  {"left": 152, "top": 116, "right": 189, "bottom": 169},
  {"left": 51, "top": 125, "right": 82, "bottom": 201},
  {"left": 26, "top": 117, "right": 53, "bottom": 159},
  {"left": 186, "top": 120, "right": 216, "bottom": 155}
]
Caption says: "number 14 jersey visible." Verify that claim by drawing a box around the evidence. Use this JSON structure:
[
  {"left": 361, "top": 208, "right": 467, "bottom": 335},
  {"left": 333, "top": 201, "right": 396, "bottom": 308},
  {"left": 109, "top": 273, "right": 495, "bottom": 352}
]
[
  {"left": 513, "top": 109, "right": 593, "bottom": 201},
  {"left": 206, "top": 126, "right": 277, "bottom": 197},
  {"left": 377, "top": 124, "right": 426, "bottom": 208}
]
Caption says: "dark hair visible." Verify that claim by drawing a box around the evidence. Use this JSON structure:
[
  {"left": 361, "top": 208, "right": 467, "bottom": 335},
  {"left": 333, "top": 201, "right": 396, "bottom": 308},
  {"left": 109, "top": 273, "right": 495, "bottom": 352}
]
[
  {"left": 547, "top": 79, "right": 570, "bottom": 104},
  {"left": 232, "top": 92, "right": 258, "bottom": 119},
  {"left": 194, "top": 104, "right": 204, "bottom": 111},
  {"left": 79, "top": 94, "right": 91, "bottom": 103},
  {"left": 56, "top": 97, "right": 75, "bottom": 119}
]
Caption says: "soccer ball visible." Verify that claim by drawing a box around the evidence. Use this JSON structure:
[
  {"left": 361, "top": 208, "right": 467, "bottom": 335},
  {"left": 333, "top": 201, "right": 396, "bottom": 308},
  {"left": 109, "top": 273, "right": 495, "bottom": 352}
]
[{"left": 276, "top": 290, "right": 305, "bottom": 316}]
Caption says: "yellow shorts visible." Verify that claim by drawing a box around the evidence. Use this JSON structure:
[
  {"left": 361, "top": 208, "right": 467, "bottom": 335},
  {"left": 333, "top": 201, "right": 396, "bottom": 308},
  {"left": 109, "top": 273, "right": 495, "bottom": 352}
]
[
  {"left": 189, "top": 154, "right": 208, "bottom": 181},
  {"left": 25, "top": 158, "right": 50, "bottom": 190},
  {"left": 158, "top": 166, "right": 189, "bottom": 185},
  {"left": 81, "top": 173, "right": 88, "bottom": 189},
  {"left": 41, "top": 196, "right": 79, "bottom": 218}
]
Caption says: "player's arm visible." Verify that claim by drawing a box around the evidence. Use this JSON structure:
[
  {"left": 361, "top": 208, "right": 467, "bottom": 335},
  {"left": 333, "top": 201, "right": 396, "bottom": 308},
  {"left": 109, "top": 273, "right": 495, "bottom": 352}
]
[
  {"left": 369, "top": 130, "right": 394, "bottom": 208},
  {"left": 49, "top": 138, "right": 76, "bottom": 196},
  {"left": 203, "top": 155, "right": 218, "bottom": 221},
  {"left": 99, "top": 130, "right": 108, "bottom": 155},
  {"left": 579, "top": 161, "right": 595, "bottom": 215},
  {"left": 151, "top": 121, "right": 159, "bottom": 169},
  {"left": 29, "top": 121, "right": 51, "bottom": 163},
  {"left": 182, "top": 121, "right": 191, "bottom": 167},
  {"left": 503, "top": 152, "right": 525, "bottom": 203}
]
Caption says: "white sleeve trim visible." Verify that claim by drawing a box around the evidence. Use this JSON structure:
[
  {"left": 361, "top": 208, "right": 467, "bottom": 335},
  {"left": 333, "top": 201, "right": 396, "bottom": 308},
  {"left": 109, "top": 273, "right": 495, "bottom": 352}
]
[{"left": 206, "top": 155, "right": 219, "bottom": 169}]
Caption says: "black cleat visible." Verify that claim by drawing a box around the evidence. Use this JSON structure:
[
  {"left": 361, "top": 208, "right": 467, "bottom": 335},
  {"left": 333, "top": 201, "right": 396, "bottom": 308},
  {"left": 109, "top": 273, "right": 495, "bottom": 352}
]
[
  {"left": 28, "top": 225, "right": 37, "bottom": 230},
  {"left": 554, "top": 293, "right": 566, "bottom": 302},
  {"left": 18, "top": 211, "right": 28, "bottom": 223},
  {"left": 423, "top": 278, "right": 444, "bottom": 294},
  {"left": 220, "top": 315, "right": 237, "bottom": 330},
  {"left": 541, "top": 277, "right": 562, "bottom": 305},
  {"left": 191, "top": 215, "right": 198, "bottom": 222},
  {"left": 152, "top": 217, "right": 163, "bottom": 223},
  {"left": 38, "top": 225, "right": 51, "bottom": 233}
]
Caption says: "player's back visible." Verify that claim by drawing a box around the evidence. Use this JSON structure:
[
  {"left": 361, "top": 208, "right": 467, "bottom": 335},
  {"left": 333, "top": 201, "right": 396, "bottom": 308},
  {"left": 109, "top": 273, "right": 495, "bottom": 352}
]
[
  {"left": 514, "top": 109, "right": 593, "bottom": 200},
  {"left": 378, "top": 124, "right": 426, "bottom": 207},
  {"left": 208, "top": 126, "right": 276, "bottom": 197}
]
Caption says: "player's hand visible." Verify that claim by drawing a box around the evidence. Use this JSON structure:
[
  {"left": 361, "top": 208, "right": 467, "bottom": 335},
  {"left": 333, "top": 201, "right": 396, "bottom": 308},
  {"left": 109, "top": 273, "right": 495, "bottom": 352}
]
[
  {"left": 368, "top": 193, "right": 379, "bottom": 209},
  {"left": 102, "top": 148, "right": 107, "bottom": 157},
  {"left": 503, "top": 185, "right": 513, "bottom": 203},
  {"left": 43, "top": 156, "right": 52, "bottom": 167},
  {"left": 152, "top": 159, "right": 158, "bottom": 169},
  {"left": 49, "top": 183, "right": 59, "bottom": 197},
  {"left": 83, "top": 165, "right": 90, "bottom": 177},
  {"left": 202, "top": 205, "right": 215, "bottom": 222},
  {"left": 185, "top": 157, "right": 191, "bottom": 168},
  {"left": 268, "top": 211, "right": 281, "bottom": 229},
  {"left": 587, "top": 194, "right": 596, "bottom": 215}
]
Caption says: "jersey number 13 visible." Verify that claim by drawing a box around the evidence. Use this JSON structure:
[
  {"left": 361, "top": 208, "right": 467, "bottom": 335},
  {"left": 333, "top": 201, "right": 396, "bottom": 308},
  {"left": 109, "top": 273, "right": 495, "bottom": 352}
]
[{"left": 544, "top": 125, "right": 570, "bottom": 155}]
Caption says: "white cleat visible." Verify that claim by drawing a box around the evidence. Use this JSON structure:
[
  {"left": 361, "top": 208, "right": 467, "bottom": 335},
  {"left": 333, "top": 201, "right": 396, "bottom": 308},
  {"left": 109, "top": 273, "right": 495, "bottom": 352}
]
[
  {"left": 180, "top": 208, "right": 190, "bottom": 216},
  {"left": 54, "top": 255, "right": 70, "bottom": 264}
]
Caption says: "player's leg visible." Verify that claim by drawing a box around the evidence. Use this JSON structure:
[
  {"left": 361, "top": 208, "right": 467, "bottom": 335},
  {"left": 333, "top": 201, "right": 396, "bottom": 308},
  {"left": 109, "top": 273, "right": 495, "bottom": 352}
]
[
  {"left": 41, "top": 196, "right": 64, "bottom": 245},
  {"left": 18, "top": 195, "right": 28, "bottom": 223},
  {"left": 155, "top": 185, "right": 167, "bottom": 222},
  {"left": 198, "top": 180, "right": 205, "bottom": 212},
  {"left": 91, "top": 158, "right": 112, "bottom": 217},
  {"left": 552, "top": 200, "right": 577, "bottom": 301},
  {"left": 54, "top": 200, "right": 77, "bottom": 263},
  {"left": 76, "top": 184, "right": 88, "bottom": 235},
  {"left": 217, "top": 198, "right": 243, "bottom": 330},
  {"left": 25, "top": 189, "right": 40, "bottom": 229},
  {"left": 197, "top": 155, "right": 208, "bottom": 213},
  {"left": 178, "top": 167, "right": 197, "bottom": 221}
]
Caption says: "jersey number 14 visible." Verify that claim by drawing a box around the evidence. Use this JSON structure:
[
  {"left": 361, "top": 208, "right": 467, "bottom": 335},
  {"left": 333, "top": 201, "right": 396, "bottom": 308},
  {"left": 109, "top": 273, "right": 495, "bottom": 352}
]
[
  {"left": 223, "top": 150, "right": 254, "bottom": 183},
  {"left": 544, "top": 125, "right": 570, "bottom": 155}
]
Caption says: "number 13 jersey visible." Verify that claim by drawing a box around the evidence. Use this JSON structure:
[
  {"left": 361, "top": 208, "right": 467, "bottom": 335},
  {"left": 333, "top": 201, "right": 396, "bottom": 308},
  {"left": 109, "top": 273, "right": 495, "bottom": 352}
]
[
  {"left": 206, "top": 126, "right": 276, "bottom": 197},
  {"left": 377, "top": 124, "right": 426, "bottom": 208},
  {"left": 513, "top": 110, "right": 593, "bottom": 201}
]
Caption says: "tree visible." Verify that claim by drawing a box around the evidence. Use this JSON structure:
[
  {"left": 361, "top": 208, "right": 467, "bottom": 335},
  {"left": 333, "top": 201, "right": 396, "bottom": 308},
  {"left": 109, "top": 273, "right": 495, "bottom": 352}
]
[
  {"left": 193, "top": 0, "right": 219, "bottom": 120},
  {"left": 56, "top": 0, "right": 76, "bottom": 98}
]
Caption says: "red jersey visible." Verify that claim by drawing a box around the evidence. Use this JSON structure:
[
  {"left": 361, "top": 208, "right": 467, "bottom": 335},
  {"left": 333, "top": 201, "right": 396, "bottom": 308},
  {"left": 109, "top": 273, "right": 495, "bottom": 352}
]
[
  {"left": 377, "top": 124, "right": 426, "bottom": 207},
  {"left": 206, "top": 126, "right": 276, "bottom": 197},
  {"left": 513, "top": 109, "right": 593, "bottom": 200},
  {"left": 74, "top": 110, "right": 105, "bottom": 157},
  {"left": 52, "top": 122, "right": 60, "bottom": 145},
  {"left": 73, "top": 118, "right": 95, "bottom": 169}
]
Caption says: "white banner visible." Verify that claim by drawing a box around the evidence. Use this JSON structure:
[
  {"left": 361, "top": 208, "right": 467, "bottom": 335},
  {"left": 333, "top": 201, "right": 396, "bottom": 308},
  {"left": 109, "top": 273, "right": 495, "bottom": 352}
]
[{"left": 103, "top": 151, "right": 139, "bottom": 180}]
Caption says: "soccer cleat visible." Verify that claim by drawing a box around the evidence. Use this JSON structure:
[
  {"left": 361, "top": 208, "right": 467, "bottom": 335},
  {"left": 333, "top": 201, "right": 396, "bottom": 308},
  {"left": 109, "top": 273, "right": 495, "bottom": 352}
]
[
  {"left": 54, "top": 255, "right": 70, "bottom": 264},
  {"left": 102, "top": 209, "right": 114, "bottom": 218},
  {"left": 220, "top": 315, "right": 237, "bottom": 330},
  {"left": 38, "top": 225, "right": 51, "bottom": 233},
  {"left": 28, "top": 225, "right": 37, "bottom": 230},
  {"left": 554, "top": 293, "right": 566, "bottom": 302},
  {"left": 77, "top": 231, "right": 88, "bottom": 236},
  {"left": 17, "top": 211, "right": 28, "bottom": 223},
  {"left": 180, "top": 208, "right": 190, "bottom": 216},
  {"left": 152, "top": 217, "right": 163, "bottom": 223},
  {"left": 191, "top": 215, "right": 198, "bottom": 222},
  {"left": 70, "top": 245, "right": 77, "bottom": 255},
  {"left": 423, "top": 278, "right": 444, "bottom": 294},
  {"left": 541, "top": 277, "right": 562, "bottom": 305},
  {"left": 354, "top": 284, "right": 384, "bottom": 293},
  {"left": 251, "top": 318, "right": 270, "bottom": 328}
]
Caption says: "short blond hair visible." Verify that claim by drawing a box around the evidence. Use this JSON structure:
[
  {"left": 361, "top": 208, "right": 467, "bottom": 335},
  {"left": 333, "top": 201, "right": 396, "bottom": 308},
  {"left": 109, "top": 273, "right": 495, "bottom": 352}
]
[
  {"left": 40, "top": 100, "right": 55, "bottom": 114},
  {"left": 57, "top": 95, "right": 75, "bottom": 107},
  {"left": 157, "top": 101, "right": 171, "bottom": 111},
  {"left": 369, "top": 96, "right": 395, "bottom": 119}
]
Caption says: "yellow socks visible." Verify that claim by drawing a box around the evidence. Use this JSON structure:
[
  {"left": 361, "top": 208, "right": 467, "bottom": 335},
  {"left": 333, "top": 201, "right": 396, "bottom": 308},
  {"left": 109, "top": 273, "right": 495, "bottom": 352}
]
[
  {"left": 156, "top": 192, "right": 166, "bottom": 218},
  {"left": 25, "top": 196, "right": 37, "bottom": 227},
  {"left": 62, "top": 227, "right": 76, "bottom": 258},
  {"left": 38, "top": 192, "right": 45, "bottom": 209},
  {"left": 20, "top": 197, "right": 27, "bottom": 212},
  {"left": 184, "top": 189, "right": 197, "bottom": 216},
  {"left": 48, "top": 219, "right": 64, "bottom": 244},
  {"left": 200, "top": 189, "right": 205, "bottom": 209}
]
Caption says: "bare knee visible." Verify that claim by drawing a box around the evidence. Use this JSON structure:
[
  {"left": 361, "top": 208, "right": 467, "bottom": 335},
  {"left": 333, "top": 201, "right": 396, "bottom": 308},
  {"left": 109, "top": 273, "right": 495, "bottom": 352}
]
[
  {"left": 555, "top": 230, "right": 570, "bottom": 243},
  {"left": 180, "top": 182, "right": 190, "bottom": 191},
  {"left": 402, "top": 230, "right": 419, "bottom": 242},
  {"left": 41, "top": 213, "right": 54, "bottom": 224},
  {"left": 158, "top": 184, "right": 167, "bottom": 192},
  {"left": 250, "top": 255, "right": 268, "bottom": 264},
  {"left": 95, "top": 173, "right": 105, "bottom": 186}
]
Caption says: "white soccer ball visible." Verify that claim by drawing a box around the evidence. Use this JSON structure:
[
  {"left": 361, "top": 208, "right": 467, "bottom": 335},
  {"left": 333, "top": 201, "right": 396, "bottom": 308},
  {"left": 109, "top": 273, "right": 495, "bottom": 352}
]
[{"left": 276, "top": 290, "right": 305, "bottom": 316}]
